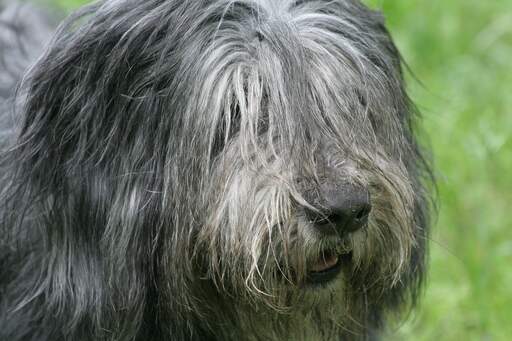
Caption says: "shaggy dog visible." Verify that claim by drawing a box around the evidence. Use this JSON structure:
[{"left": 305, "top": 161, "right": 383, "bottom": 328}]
[{"left": 0, "top": 0, "right": 433, "bottom": 340}]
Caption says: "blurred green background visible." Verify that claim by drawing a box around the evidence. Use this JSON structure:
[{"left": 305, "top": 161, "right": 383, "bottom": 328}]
[
  {"left": 52, "top": 0, "right": 512, "bottom": 339},
  {"left": 363, "top": 1, "right": 512, "bottom": 340}
]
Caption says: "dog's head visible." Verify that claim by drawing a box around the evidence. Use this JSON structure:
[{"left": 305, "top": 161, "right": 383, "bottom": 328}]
[{"left": 4, "top": 0, "right": 433, "bottom": 339}]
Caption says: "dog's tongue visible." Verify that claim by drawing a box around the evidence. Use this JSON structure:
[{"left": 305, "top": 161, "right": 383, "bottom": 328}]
[{"left": 310, "top": 253, "right": 339, "bottom": 272}]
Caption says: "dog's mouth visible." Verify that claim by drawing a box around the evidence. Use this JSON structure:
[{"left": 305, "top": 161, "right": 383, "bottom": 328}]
[{"left": 306, "top": 249, "right": 352, "bottom": 285}]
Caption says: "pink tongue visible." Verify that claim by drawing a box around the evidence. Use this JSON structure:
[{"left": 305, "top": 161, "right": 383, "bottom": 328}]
[{"left": 310, "top": 254, "right": 339, "bottom": 272}]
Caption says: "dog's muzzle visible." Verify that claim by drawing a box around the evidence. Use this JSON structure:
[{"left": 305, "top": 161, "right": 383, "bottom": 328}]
[
  {"left": 305, "top": 184, "right": 371, "bottom": 285},
  {"left": 306, "top": 184, "right": 371, "bottom": 237}
]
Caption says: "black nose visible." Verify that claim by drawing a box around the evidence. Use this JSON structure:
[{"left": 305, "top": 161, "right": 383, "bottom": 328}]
[{"left": 306, "top": 184, "right": 371, "bottom": 236}]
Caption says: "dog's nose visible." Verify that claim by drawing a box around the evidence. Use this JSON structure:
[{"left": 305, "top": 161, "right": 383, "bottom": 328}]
[{"left": 306, "top": 185, "right": 371, "bottom": 236}]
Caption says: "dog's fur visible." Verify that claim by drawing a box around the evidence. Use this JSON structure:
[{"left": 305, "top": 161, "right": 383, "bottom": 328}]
[{"left": 0, "top": 1, "right": 433, "bottom": 340}]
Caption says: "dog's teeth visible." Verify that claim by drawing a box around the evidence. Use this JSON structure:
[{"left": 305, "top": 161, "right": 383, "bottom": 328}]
[{"left": 311, "top": 254, "right": 339, "bottom": 272}]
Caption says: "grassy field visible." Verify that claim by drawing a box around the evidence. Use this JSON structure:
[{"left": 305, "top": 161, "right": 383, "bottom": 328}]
[
  {"left": 362, "top": 1, "right": 512, "bottom": 340},
  {"left": 54, "top": 1, "right": 512, "bottom": 339}
]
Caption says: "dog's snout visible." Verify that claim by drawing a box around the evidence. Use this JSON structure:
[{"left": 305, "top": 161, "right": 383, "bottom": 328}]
[
  {"left": 306, "top": 185, "right": 371, "bottom": 236},
  {"left": 326, "top": 187, "right": 371, "bottom": 233}
]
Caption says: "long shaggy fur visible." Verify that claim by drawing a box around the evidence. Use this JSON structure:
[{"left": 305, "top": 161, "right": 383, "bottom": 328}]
[{"left": 0, "top": 0, "right": 434, "bottom": 340}]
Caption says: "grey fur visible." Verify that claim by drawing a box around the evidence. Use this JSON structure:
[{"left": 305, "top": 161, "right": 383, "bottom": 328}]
[
  {"left": 0, "top": 2, "right": 53, "bottom": 143},
  {"left": 0, "top": 1, "right": 433, "bottom": 340}
]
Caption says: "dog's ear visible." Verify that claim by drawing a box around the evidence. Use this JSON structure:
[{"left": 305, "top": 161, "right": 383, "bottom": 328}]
[
  {"left": 4, "top": 0, "right": 232, "bottom": 337},
  {"left": 3, "top": 2, "right": 180, "bottom": 338}
]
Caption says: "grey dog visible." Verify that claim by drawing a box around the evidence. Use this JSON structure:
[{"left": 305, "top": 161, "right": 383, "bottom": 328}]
[{"left": 0, "top": 0, "right": 433, "bottom": 340}]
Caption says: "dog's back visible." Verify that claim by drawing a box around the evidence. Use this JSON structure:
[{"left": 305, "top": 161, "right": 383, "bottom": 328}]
[
  {"left": 0, "top": 7, "right": 53, "bottom": 336},
  {"left": 0, "top": 2, "right": 54, "bottom": 145}
]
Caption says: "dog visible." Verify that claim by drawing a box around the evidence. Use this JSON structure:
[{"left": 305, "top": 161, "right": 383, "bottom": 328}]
[{"left": 0, "top": 0, "right": 434, "bottom": 340}]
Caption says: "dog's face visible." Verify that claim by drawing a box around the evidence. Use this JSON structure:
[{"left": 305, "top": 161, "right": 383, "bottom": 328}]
[
  {"left": 159, "top": 0, "right": 431, "bottom": 335},
  {"left": 179, "top": 0, "right": 429, "bottom": 318},
  {"left": 5, "top": 0, "right": 432, "bottom": 339}
]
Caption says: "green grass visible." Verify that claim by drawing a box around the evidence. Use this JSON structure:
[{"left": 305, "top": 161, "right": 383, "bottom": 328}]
[
  {"left": 363, "top": 0, "right": 512, "bottom": 339},
  {"left": 55, "top": 1, "right": 512, "bottom": 339}
]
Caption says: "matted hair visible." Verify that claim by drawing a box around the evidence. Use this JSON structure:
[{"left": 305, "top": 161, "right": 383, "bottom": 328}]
[{"left": 0, "top": 1, "right": 433, "bottom": 340}]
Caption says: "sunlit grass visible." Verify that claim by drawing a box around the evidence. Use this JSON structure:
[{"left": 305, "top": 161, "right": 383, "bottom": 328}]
[{"left": 364, "top": 1, "right": 512, "bottom": 339}]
